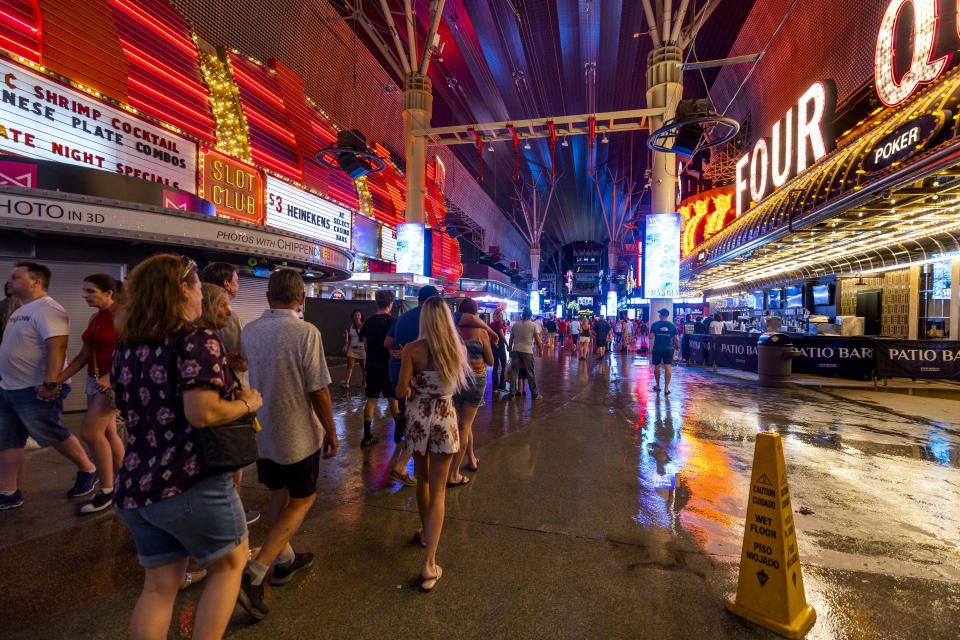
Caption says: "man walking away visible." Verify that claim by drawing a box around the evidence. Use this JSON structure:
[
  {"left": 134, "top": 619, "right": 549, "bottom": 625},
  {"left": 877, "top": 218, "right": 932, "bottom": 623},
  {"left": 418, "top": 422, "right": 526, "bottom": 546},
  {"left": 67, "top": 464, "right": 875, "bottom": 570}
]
[
  {"left": 238, "top": 269, "right": 339, "bottom": 619},
  {"left": 593, "top": 316, "right": 611, "bottom": 360},
  {"left": 544, "top": 316, "right": 557, "bottom": 349},
  {"left": 508, "top": 309, "right": 542, "bottom": 400},
  {"left": 568, "top": 317, "right": 581, "bottom": 356},
  {"left": 360, "top": 290, "right": 415, "bottom": 485},
  {"left": 200, "top": 262, "right": 260, "bottom": 525},
  {"left": 708, "top": 311, "right": 724, "bottom": 371},
  {"left": 650, "top": 308, "right": 679, "bottom": 394},
  {"left": 0, "top": 263, "right": 97, "bottom": 509}
]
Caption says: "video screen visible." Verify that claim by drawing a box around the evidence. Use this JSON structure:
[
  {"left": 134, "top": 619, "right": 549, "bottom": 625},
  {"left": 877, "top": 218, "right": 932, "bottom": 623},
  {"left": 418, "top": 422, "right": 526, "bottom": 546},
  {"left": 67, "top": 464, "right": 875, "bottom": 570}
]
[
  {"left": 933, "top": 261, "right": 951, "bottom": 300},
  {"left": 812, "top": 284, "right": 830, "bottom": 305},
  {"left": 786, "top": 287, "right": 803, "bottom": 308},
  {"left": 767, "top": 290, "right": 782, "bottom": 309},
  {"left": 352, "top": 213, "right": 379, "bottom": 258},
  {"left": 747, "top": 293, "right": 762, "bottom": 309}
]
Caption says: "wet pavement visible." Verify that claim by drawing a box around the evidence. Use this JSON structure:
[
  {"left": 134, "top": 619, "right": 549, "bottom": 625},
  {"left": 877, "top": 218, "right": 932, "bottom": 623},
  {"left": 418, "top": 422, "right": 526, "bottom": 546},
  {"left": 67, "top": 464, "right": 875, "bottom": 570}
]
[{"left": 2, "top": 349, "right": 959, "bottom": 639}]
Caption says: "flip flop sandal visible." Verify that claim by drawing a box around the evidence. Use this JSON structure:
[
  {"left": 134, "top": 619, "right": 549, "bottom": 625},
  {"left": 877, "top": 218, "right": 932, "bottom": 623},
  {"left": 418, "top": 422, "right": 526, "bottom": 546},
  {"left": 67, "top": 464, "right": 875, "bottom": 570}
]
[
  {"left": 411, "top": 529, "right": 427, "bottom": 548},
  {"left": 466, "top": 460, "right": 479, "bottom": 472},
  {"left": 420, "top": 567, "right": 442, "bottom": 592},
  {"left": 179, "top": 569, "right": 207, "bottom": 590},
  {"left": 446, "top": 476, "right": 470, "bottom": 488}
]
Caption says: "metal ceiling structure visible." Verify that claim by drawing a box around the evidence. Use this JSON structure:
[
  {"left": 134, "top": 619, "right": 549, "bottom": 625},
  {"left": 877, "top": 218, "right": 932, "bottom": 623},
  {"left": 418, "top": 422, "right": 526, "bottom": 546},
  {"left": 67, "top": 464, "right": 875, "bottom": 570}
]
[{"left": 329, "top": 0, "right": 756, "bottom": 259}]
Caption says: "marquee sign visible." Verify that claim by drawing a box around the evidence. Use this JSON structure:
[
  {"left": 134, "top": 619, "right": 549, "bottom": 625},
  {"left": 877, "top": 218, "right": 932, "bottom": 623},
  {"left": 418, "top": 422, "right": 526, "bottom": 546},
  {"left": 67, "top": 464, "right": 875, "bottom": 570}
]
[
  {"left": 0, "top": 190, "right": 351, "bottom": 273},
  {"left": 199, "top": 147, "right": 264, "bottom": 224},
  {"left": 265, "top": 175, "right": 351, "bottom": 249},
  {"left": 875, "top": 0, "right": 951, "bottom": 107},
  {"left": 862, "top": 111, "right": 949, "bottom": 172},
  {"left": 0, "top": 58, "right": 197, "bottom": 191},
  {"left": 735, "top": 81, "right": 837, "bottom": 216}
]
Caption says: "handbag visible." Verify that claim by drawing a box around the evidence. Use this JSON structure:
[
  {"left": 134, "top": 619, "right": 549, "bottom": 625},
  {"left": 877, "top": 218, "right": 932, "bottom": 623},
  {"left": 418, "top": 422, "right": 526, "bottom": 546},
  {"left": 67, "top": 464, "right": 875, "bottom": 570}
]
[{"left": 192, "top": 367, "right": 259, "bottom": 474}]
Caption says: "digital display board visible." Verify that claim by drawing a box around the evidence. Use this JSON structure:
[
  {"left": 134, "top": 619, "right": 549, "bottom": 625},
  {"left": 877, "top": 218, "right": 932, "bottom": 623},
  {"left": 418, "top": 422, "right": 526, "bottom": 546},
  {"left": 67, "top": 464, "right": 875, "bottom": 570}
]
[
  {"left": 768, "top": 289, "right": 782, "bottom": 309},
  {"left": 813, "top": 285, "right": 830, "bottom": 305},
  {"left": 381, "top": 226, "right": 397, "bottom": 263},
  {"left": 351, "top": 212, "right": 379, "bottom": 257},
  {"left": 607, "top": 291, "right": 618, "bottom": 315},
  {"left": 530, "top": 290, "right": 540, "bottom": 315},
  {"left": 932, "top": 261, "right": 951, "bottom": 300},
  {"left": 0, "top": 58, "right": 197, "bottom": 191},
  {"left": 396, "top": 223, "right": 425, "bottom": 274},
  {"left": 643, "top": 214, "right": 681, "bottom": 299},
  {"left": 265, "top": 176, "right": 350, "bottom": 248},
  {"left": 786, "top": 287, "right": 803, "bottom": 308}
]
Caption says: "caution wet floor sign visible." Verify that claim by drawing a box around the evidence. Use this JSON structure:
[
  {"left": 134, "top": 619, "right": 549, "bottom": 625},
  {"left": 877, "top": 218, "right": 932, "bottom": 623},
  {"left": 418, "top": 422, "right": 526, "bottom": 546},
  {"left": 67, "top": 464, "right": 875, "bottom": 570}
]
[{"left": 727, "top": 432, "right": 816, "bottom": 638}]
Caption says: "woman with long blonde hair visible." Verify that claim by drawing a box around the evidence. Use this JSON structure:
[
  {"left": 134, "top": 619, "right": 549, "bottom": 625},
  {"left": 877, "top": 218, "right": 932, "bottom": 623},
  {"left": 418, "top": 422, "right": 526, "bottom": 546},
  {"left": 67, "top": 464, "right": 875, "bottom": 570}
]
[{"left": 395, "top": 296, "right": 471, "bottom": 591}]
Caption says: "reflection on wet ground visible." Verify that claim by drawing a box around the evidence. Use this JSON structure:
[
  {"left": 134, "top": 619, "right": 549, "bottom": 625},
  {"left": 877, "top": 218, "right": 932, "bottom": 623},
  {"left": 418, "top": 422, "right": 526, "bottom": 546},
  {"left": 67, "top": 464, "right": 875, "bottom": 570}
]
[{"left": 2, "top": 350, "right": 959, "bottom": 639}]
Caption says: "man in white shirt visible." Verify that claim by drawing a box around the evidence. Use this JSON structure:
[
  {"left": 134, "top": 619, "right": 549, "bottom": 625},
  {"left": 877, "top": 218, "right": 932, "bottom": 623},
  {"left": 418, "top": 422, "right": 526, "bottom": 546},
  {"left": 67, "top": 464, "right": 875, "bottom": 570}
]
[
  {"left": 0, "top": 262, "right": 96, "bottom": 510},
  {"left": 568, "top": 318, "right": 581, "bottom": 355},
  {"left": 237, "top": 268, "right": 338, "bottom": 619},
  {"left": 508, "top": 308, "right": 543, "bottom": 399},
  {"left": 707, "top": 312, "right": 724, "bottom": 370}
]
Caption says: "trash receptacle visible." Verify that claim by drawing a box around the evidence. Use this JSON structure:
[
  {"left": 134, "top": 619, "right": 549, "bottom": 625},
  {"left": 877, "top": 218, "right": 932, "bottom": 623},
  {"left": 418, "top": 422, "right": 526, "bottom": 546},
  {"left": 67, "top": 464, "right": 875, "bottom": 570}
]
[{"left": 757, "top": 333, "right": 796, "bottom": 387}]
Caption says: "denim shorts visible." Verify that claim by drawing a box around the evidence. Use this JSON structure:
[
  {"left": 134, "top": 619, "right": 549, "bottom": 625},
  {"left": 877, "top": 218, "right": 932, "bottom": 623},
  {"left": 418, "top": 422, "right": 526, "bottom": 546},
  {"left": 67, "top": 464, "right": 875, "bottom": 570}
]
[
  {"left": 115, "top": 472, "right": 247, "bottom": 568},
  {"left": 453, "top": 369, "right": 487, "bottom": 408},
  {"left": 0, "top": 384, "right": 72, "bottom": 449}
]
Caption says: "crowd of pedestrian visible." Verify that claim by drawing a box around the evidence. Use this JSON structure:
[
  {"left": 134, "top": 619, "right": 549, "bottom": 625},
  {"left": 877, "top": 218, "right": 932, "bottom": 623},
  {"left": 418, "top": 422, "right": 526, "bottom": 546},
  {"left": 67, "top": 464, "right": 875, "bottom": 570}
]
[{"left": 0, "top": 254, "right": 707, "bottom": 638}]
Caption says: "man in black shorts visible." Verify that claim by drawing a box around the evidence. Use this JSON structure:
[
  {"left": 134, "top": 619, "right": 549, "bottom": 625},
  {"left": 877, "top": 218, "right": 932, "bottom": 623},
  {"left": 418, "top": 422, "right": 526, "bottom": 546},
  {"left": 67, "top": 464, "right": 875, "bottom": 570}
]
[
  {"left": 239, "top": 268, "right": 339, "bottom": 618},
  {"left": 593, "top": 315, "right": 611, "bottom": 360},
  {"left": 360, "top": 290, "right": 415, "bottom": 485},
  {"left": 650, "top": 308, "right": 679, "bottom": 394}
]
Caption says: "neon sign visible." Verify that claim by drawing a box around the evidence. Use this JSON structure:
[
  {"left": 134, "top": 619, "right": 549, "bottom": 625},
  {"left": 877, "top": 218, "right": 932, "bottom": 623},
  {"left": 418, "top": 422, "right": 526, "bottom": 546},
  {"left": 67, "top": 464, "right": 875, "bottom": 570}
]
[
  {"left": 735, "top": 81, "right": 836, "bottom": 215},
  {"left": 875, "top": 0, "right": 949, "bottom": 107}
]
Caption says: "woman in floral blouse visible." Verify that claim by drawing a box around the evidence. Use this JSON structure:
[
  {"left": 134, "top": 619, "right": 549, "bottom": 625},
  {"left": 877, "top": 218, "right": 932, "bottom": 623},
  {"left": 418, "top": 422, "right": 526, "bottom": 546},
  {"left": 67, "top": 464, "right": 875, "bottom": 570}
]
[{"left": 112, "top": 254, "right": 263, "bottom": 640}]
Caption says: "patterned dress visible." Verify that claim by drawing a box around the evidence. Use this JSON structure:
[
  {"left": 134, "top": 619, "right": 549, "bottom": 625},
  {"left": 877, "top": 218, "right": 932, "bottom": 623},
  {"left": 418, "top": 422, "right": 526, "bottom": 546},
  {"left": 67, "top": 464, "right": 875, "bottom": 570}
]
[{"left": 405, "top": 370, "right": 459, "bottom": 455}]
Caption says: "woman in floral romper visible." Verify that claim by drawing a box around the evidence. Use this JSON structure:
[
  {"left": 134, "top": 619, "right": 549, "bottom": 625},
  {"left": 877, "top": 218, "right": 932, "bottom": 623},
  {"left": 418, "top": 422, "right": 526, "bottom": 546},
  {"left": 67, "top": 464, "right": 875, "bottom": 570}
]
[{"left": 395, "top": 297, "right": 472, "bottom": 592}]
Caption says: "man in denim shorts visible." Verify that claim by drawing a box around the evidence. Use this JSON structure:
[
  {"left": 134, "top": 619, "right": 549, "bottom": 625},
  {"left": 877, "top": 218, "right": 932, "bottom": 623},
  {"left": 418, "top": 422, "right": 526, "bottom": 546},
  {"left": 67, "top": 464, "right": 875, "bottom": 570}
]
[{"left": 0, "top": 262, "right": 97, "bottom": 510}]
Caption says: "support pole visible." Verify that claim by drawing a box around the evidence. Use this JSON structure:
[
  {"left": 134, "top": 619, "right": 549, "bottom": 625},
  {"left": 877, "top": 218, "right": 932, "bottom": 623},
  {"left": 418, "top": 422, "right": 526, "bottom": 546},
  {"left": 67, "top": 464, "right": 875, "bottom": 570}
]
[
  {"left": 403, "top": 73, "right": 433, "bottom": 225},
  {"left": 645, "top": 44, "right": 684, "bottom": 320}
]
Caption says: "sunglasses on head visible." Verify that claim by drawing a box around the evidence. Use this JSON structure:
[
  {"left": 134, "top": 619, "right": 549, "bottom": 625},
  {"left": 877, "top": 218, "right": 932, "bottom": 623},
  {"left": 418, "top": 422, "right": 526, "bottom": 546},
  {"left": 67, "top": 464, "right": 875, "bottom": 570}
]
[{"left": 179, "top": 255, "right": 197, "bottom": 280}]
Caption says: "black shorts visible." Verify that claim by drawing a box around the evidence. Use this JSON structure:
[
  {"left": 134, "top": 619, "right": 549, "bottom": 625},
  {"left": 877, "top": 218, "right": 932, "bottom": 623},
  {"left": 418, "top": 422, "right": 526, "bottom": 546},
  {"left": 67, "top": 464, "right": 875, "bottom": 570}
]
[
  {"left": 366, "top": 366, "right": 395, "bottom": 399},
  {"left": 651, "top": 349, "right": 674, "bottom": 365},
  {"left": 256, "top": 451, "right": 320, "bottom": 499}
]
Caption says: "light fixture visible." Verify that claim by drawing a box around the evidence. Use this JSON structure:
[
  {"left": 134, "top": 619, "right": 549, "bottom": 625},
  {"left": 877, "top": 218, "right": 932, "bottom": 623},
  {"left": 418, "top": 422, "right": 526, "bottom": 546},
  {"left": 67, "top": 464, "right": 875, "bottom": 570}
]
[
  {"left": 487, "top": 143, "right": 495, "bottom": 152},
  {"left": 602, "top": 134, "right": 609, "bottom": 144},
  {"left": 524, "top": 141, "right": 531, "bottom": 150},
  {"left": 561, "top": 137, "right": 569, "bottom": 147}
]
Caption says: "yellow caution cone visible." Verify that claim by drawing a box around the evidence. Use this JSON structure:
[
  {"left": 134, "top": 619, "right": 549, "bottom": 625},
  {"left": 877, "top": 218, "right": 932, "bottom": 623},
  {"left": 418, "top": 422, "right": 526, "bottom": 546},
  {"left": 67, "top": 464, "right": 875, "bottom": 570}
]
[{"left": 727, "top": 432, "right": 816, "bottom": 639}]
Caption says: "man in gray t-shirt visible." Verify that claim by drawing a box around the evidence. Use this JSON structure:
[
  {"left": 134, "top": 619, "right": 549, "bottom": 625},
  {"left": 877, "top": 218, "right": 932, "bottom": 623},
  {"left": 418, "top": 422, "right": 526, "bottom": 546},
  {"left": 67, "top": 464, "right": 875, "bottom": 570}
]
[
  {"left": 237, "top": 268, "right": 338, "bottom": 618},
  {"left": 508, "top": 309, "right": 543, "bottom": 399}
]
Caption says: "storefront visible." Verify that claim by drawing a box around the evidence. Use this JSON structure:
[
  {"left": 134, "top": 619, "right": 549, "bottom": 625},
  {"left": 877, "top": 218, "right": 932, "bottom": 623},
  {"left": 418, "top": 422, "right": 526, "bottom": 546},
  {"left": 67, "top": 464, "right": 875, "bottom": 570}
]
[{"left": 681, "top": 1, "right": 960, "bottom": 373}]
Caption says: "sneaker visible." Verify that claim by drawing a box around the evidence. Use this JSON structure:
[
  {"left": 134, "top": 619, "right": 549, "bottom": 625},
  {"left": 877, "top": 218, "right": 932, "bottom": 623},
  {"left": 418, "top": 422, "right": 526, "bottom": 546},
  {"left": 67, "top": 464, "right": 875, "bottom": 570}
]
[
  {"left": 360, "top": 435, "right": 378, "bottom": 448},
  {"left": 245, "top": 510, "right": 261, "bottom": 526},
  {"left": 67, "top": 471, "right": 97, "bottom": 498},
  {"left": 79, "top": 489, "right": 113, "bottom": 514},
  {"left": 532, "top": 393, "right": 543, "bottom": 400},
  {"left": 237, "top": 573, "right": 269, "bottom": 620},
  {"left": 270, "top": 551, "right": 314, "bottom": 586},
  {"left": 389, "top": 469, "right": 417, "bottom": 486},
  {"left": 0, "top": 490, "right": 23, "bottom": 510}
]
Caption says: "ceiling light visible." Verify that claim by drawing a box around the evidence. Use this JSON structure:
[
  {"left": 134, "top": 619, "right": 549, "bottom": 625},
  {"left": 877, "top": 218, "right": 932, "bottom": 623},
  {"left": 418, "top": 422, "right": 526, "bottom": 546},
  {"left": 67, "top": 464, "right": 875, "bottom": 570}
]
[
  {"left": 562, "top": 137, "right": 569, "bottom": 147},
  {"left": 524, "top": 141, "right": 531, "bottom": 150},
  {"left": 487, "top": 143, "right": 495, "bottom": 152},
  {"left": 602, "top": 135, "right": 609, "bottom": 144}
]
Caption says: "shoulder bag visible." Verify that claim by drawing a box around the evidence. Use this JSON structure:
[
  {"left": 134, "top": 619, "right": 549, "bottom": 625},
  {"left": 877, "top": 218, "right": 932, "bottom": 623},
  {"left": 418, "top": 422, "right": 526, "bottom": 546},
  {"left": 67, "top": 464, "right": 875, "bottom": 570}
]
[{"left": 190, "top": 353, "right": 260, "bottom": 474}]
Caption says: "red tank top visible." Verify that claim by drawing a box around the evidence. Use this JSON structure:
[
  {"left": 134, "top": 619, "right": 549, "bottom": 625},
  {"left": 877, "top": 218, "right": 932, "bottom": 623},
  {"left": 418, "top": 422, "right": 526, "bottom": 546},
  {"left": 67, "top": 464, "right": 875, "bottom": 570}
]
[{"left": 81, "top": 307, "right": 119, "bottom": 377}]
